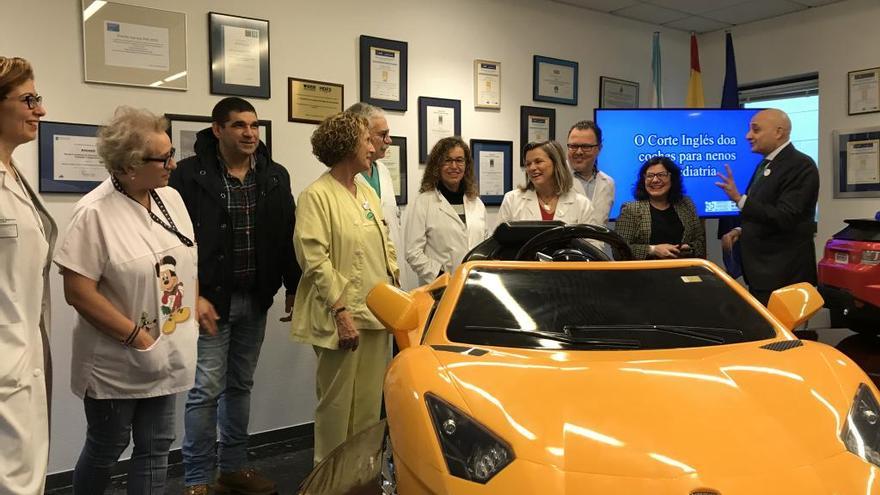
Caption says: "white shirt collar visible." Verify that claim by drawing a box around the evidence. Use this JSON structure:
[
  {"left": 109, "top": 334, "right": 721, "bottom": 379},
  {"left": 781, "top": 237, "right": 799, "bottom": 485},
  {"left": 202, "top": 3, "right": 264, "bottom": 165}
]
[{"left": 765, "top": 141, "right": 790, "bottom": 162}]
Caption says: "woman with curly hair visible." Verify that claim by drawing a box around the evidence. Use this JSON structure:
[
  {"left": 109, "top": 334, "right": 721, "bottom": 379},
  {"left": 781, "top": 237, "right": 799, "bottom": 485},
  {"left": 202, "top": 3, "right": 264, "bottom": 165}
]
[
  {"left": 614, "top": 156, "right": 705, "bottom": 259},
  {"left": 404, "top": 136, "right": 488, "bottom": 284},
  {"left": 290, "top": 111, "right": 399, "bottom": 464}
]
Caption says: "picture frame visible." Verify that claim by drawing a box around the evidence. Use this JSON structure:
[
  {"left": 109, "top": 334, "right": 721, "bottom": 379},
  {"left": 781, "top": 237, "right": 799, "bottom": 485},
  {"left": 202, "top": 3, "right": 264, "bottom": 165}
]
[
  {"left": 533, "top": 55, "right": 578, "bottom": 105},
  {"left": 81, "top": 0, "right": 188, "bottom": 90},
  {"left": 209, "top": 12, "right": 271, "bottom": 99},
  {"left": 519, "top": 106, "right": 556, "bottom": 154},
  {"left": 382, "top": 136, "right": 408, "bottom": 205},
  {"left": 38, "top": 121, "right": 108, "bottom": 193},
  {"left": 833, "top": 126, "right": 880, "bottom": 198},
  {"left": 599, "top": 76, "right": 639, "bottom": 109},
  {"left": 470, "top": 139, "right": 513, "bottom": 206},
  {"left": 287, "top": 77, "right": 344, "bottom": 125},
  {"left": 418, "top": 97, "right": 461, "bottom": 164},
  {"left": 848, "top": 67, "right": 880, "bottom": 115},
  {"left": 474, "top": 60, "right": 501, "bottom": 109},
  {"left": 164, "top": 114, "right": 273, "bottom": 162},
  {"left": 359, "top": 35, "right": 408, "bottom": 112}
]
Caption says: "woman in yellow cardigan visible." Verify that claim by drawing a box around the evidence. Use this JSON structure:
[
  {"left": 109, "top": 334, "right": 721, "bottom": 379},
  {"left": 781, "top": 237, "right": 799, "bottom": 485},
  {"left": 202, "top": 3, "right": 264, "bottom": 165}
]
[{"left": 290, "top": 112, "right": 399, "bottom": 464}]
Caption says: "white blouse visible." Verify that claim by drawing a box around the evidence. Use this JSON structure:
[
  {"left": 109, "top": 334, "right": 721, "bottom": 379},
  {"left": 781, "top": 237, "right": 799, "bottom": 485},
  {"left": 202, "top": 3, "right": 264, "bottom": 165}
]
[{"left": 55, "top": 179, "right": 198, "bottom": 399}]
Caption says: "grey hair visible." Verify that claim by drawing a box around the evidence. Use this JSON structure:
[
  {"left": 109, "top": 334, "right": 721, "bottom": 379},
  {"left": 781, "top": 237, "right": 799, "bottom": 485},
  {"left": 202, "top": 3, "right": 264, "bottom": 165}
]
[
  {"left": 97, "top": 106, "right": 168, "bottom": 175},
  {"left": 345, "top": 102, "right": 385, "bottom": 121}
]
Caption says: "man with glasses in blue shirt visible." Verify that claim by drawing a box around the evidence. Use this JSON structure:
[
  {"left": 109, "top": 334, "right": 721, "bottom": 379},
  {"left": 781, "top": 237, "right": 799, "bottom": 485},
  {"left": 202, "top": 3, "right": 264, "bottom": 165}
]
[{"left": 567, "top": 120, "right": 616, "bottom": 226}]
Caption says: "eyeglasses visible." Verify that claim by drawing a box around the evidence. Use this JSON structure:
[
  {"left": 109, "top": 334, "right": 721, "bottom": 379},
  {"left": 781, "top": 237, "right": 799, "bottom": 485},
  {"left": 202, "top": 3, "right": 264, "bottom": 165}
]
[
  {"left": 10, "top": 93, "right": 44, "bottom": 110},
  {"left": 645, "top": 171, "right": 671, "bottom": 180},
  {"left": 443, "top": 157, "right": 466, "bottom": 166},
  {"left": 567, "top": 143, "right": 599, "bottom": 152},
  {"left": 144, "top": 148, "right": 176, "bottom": 169}
]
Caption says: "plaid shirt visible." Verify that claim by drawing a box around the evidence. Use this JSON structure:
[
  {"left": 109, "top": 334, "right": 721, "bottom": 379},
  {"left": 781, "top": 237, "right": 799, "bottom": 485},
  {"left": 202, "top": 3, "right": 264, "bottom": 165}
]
[{"left": 219, "top": 154, "right": 258, "bottom": 290}]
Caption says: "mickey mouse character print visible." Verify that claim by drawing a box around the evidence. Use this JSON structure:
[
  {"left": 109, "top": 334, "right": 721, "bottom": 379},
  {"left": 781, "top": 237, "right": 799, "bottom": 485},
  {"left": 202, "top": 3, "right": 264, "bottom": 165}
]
[{"left": 156, "top": 255, "right": 192, "bottom": 334}]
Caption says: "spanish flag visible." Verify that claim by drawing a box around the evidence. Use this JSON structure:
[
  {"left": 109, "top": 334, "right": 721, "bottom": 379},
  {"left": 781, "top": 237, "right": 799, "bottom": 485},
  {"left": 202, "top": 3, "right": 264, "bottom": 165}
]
[{"left": 685, "top": 33, "right": 704, "bottom": 107}]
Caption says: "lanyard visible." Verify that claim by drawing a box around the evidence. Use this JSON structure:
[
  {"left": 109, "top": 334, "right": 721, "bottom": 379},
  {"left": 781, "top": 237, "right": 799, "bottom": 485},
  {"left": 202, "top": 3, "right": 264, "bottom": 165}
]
[{"left": 111, "top": 176, "right": 194, "bottom": 247}]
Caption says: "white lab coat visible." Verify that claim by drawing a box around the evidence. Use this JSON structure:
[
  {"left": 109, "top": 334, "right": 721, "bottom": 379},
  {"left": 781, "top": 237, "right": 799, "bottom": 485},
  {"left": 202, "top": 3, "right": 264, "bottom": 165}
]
[
  {"left": 496, "top": 188, "right": 599, "bottom": 226},
  {"left": 572, "top": 170, "right": 616, "bottom": 225},
  {"left": 0, "top": 161, "right": 56, "bottom": 495},
  {"left": 404, "top": 189, "right": 488, "bottom": 285}
]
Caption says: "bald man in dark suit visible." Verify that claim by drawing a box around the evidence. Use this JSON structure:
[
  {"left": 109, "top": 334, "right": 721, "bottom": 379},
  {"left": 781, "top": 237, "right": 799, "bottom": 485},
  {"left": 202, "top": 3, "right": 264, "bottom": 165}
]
[{"left": 715, "top": 108, "right": 819, "bottom": 305}]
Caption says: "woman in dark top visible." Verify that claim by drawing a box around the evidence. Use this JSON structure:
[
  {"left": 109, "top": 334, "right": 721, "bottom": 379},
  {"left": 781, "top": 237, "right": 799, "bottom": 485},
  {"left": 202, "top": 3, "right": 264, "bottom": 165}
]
[{"left": 614, "top": 156, "right": 705, "bottom": 260}]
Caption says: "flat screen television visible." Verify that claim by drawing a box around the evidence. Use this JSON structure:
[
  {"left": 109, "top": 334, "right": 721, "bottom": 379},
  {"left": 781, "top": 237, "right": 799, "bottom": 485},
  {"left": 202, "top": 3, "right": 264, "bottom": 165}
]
[{"left": 593, "top": 108, "right": 764, "bottom": 219}]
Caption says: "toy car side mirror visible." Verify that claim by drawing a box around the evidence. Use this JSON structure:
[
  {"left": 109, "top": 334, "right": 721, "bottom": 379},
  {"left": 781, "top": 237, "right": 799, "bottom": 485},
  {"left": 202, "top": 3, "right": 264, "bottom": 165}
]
[
  {"left": 766, "top": 283, "right": 825, "bottom": 330},
  {"left": 367, "top": 283, "right": 419, "bottom": 349}
]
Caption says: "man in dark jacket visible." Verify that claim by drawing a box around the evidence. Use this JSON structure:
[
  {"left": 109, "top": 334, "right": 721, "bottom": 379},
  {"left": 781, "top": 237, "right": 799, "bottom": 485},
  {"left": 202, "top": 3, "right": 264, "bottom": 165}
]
[
  {"left": 715, "top": 108, "right": 819, "bottom": 305},
  {"left": 169, "top": 97, "right": 301, "bottom": 495}
]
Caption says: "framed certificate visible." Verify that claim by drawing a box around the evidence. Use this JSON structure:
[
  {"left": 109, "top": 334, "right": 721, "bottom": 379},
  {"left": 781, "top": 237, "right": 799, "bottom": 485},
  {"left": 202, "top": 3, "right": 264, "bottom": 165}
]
[
  {"left": 470, "top": 139, "right": 513, "bottom": 206},
  {"left": 287, "top": 77, "right": 344, "bottom": 124},
  {"left": 519, "top": 106, "right": 556, "bottom": 154},
  {"left": 38, "top": 121, "right": 108, "bottom": 193},
  {"left": 359, "top": 35, "right": 408, "bottom": 112},
  {"left": 209, "top": 12, "right": 270, "bottom": 99},
  {"left": 165, "top": 114, "right": 273, "bottom": 162},
  {"left": 533, "top": 55, "right": 578, "bottom": 106},
  {"left": 474, "top": 60, "right": 501, "bottom": 109},
  {"left": 418, "top": 97, "right": 461, "bottom": 164},
  {"left": 81, "top": 0, "right": 187, "bottom": 90},
  {"left": 383, "top": 136, "right": 408, "bottom": 205},
  {"left": 848, "top": 67, "right": 880, "bottom": 115},
  {"left": 599, "top": 76, "right": 639, "bottom": 109},
  {"left": 833, "top": 126, "right": 880, "bottom": 198}
]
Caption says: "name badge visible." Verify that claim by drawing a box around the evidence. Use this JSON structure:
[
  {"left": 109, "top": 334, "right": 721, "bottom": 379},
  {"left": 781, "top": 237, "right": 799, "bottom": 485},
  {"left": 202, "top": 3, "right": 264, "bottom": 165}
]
[{"left": 0, "top": 218, "right": 18, "bottom": 238}]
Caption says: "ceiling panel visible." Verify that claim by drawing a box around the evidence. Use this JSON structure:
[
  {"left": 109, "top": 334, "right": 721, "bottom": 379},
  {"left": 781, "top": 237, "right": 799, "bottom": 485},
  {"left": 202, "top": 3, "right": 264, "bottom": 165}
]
[
  {"left": 702, "top": 0, "right": 803, "bottom": 24},
  {"left": 663, "top": 15, "right": 732, "bottom": 33},
  {"left": 647, "top": 0, "right": 746, "bottom": 15},
  {"left": 554, "top": 0, "right": 639, "bottom": 12},
  {"left": 613, "top": 2, "right": 690, "bottom": 23}
]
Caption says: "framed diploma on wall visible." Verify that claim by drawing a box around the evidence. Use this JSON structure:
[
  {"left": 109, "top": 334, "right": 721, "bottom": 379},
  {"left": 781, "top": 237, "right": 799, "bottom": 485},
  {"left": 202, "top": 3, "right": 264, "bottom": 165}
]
[
  {"left": 474, "top": 60, "right": 501, "bottom": 109},
  {"left": 81, "top": 0, "right": 188, "bottom": 90},
  {"left": 209, "top": 12, "right": 271, "bottom": 98},
  {"left": 533, "top": 55, "right": 578, "bottom": 106},
  {"left": 418, "top": 97, "right": 461, "bottom": 164},
  {"left": 359, "top": 35, "right": 408, "bottom": 112},
  {"left": 599, "top": 76, "right": 639, "bottom": 109},
  {"left": 383, "top": 136, "right": 408, "bottom": 205},
  {"left": 165, "top": 114, "right": 273, "bottom": 162},
  {"left": 848, "top": 67, "right": 880, "bottom": 115},
  {"left": 519, "top": 106, "right": 556, "bottom": 155},
  {"left": 833, "top": 126, "right": 880, "bottom": 198},
  {"left": 287, "top": 77, "right": 344, "bottom": 124},
  {"left": 470, "top": 139, "right": 513, "bottom": 206},
  {"left": 38, "top": 121, "right": 108, "bottom": 193}
]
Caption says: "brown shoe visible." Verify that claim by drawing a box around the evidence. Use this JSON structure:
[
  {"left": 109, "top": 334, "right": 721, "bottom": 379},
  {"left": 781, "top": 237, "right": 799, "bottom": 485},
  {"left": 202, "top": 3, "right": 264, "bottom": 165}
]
[
  {"left": 183, "top": 485, "right": 211, "bottom": 495},
  {"left": 215, "top": 468, "right": 277, "bottom": 495}
]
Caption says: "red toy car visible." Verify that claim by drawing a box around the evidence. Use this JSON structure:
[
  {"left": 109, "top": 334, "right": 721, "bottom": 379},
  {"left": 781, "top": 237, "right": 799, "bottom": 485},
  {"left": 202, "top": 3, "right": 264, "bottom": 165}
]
[{"left": 817, "top": 215, "right": 880, "bottom": 333}]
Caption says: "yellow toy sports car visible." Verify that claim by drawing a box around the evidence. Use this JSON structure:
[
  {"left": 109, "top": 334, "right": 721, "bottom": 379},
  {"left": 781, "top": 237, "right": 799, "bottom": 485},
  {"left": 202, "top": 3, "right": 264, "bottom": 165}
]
[{"left": 299, "top": 222, "right": 880, "bottom": 495}]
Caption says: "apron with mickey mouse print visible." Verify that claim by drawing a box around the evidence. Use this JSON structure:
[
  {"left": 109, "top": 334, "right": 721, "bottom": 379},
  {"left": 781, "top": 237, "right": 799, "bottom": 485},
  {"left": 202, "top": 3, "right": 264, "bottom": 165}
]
[{"left": 55, "top": 180, "right": 198, "bottom": 399}]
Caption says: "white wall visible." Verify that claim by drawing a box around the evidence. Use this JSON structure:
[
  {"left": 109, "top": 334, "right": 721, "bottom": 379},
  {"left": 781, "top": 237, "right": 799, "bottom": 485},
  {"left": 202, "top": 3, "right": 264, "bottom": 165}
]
[
  {"left": 698, "top": 0, "right": 880, "bottom": 255},
  {"left": 3, "top": 0, "right": 689, "bottom": 474}
]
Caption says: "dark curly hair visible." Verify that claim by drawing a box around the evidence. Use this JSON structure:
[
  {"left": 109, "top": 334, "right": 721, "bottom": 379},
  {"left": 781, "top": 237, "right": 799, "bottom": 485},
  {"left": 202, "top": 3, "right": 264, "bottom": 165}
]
[
  {"left": 419, "top": 136, "right": 478, "bottom": 198},
  {"left": 310, "top": 112, "right": 368, "bottom": 167},
  {"left": 633, "top": 156, "right": 685, "bottom": 204}
]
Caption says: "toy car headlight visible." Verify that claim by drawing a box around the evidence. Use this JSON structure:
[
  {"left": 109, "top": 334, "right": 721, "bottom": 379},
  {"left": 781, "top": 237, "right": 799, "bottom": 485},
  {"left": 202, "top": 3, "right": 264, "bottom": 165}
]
[
  {"left": 842, "top": 383, "right": 880, "bottom": 466},
  {"left": 425, "top": 393, "right": 514, "bottom": 484}
]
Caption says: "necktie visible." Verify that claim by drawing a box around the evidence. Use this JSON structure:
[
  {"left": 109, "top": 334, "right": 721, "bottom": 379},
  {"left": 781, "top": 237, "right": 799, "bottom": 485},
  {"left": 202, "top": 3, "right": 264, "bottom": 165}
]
[{"left": 746, "top": 158, "right": 770, "bottom": 193}]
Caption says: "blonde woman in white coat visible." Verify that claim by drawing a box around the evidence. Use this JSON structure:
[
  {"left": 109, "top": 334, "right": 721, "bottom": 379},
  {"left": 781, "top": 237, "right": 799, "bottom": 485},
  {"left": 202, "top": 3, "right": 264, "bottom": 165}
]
[
  {"left": 498, "top": 140, "right": 599, "bottom": 227},
  {"left": 405, "top": 137, "right": 488, "bottom": 285}
]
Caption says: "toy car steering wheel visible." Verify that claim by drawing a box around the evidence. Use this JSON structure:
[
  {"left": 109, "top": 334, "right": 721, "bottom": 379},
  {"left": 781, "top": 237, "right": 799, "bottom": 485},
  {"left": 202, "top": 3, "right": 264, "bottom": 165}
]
[{"left": 514, "top": 224, "right": 634, "bottom": 262}]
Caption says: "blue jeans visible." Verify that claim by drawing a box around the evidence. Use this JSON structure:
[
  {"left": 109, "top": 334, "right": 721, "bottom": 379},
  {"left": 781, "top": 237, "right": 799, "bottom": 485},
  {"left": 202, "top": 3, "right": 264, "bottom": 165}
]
[
  {"left": 73, "top": 394, "right": 176, "bottom": 495},
  {"left": 183, "top": 292, "right": 267, "bottom": 485}
]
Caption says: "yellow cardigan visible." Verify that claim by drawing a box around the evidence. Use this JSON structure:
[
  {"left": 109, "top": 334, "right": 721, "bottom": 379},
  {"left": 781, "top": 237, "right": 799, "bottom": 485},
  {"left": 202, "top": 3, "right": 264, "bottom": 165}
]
[{"left": 290, "top": 172, "right": 399, "bottom": 349}]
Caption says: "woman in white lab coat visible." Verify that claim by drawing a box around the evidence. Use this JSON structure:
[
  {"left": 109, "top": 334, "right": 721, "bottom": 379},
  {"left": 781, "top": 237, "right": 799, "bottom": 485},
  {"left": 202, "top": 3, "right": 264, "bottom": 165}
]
[
  {"left": 0, "top": 56, "right": 56, "bottom": 495},
  {"left": 405, "top": 137, "right": 488, "bottom": 285},
  {"left": 497, "top": 140, "right": 598, "bottom": 226}
]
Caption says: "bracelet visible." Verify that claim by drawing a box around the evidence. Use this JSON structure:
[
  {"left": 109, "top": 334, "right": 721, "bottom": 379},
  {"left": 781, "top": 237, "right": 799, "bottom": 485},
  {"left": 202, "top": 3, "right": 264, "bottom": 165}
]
[
  {"left": 123, "top": 323, "right": 141, "bottom": 346},
  {"left": 330, "top": 306, "right": 347, "bottom": 318}
]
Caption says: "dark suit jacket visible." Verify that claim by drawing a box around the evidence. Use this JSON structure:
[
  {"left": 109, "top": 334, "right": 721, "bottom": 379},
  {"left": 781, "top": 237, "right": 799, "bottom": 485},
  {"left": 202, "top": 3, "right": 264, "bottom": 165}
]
[
  {"left": 614, "top": 196, "right": 706, "bottom": 260},
  {"left": 740, "top": 143, "right": 819, "bottom": 291}
]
